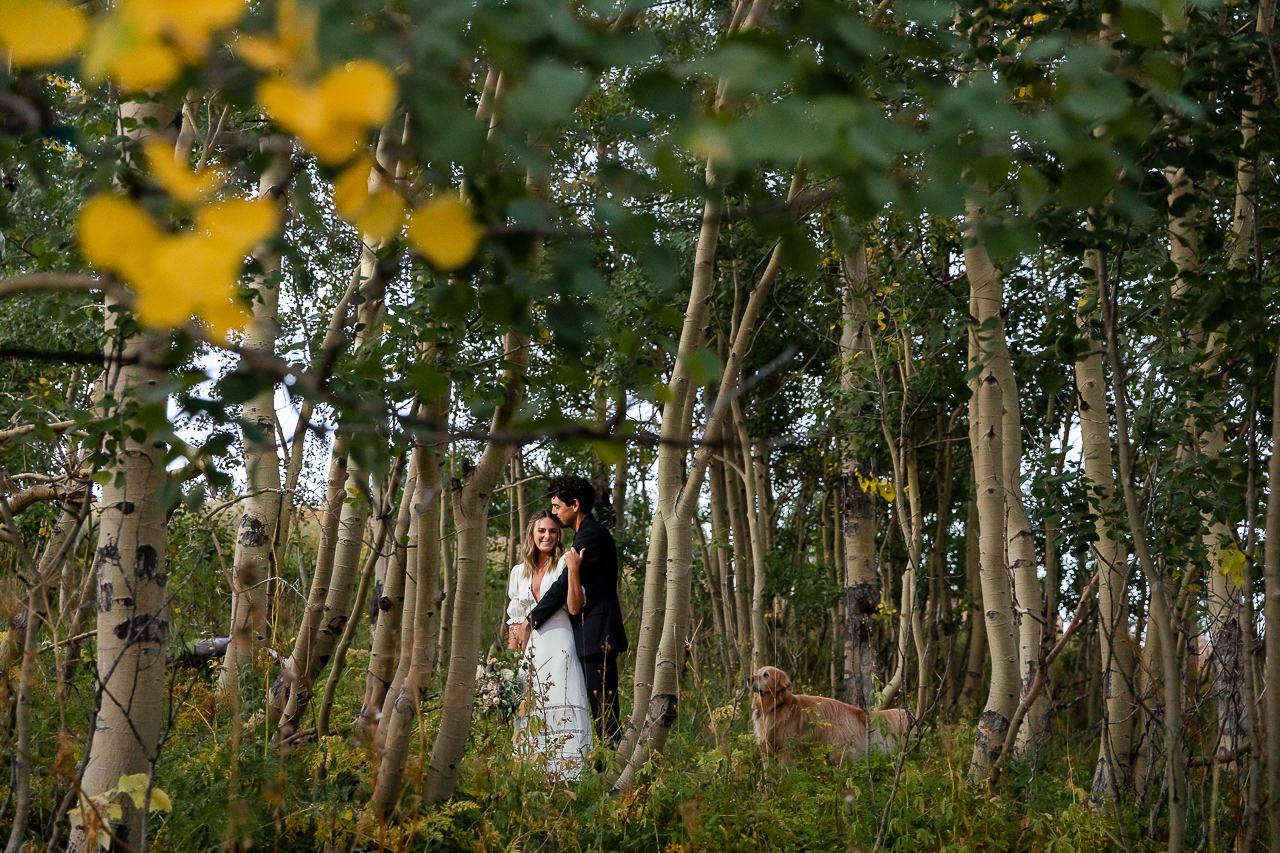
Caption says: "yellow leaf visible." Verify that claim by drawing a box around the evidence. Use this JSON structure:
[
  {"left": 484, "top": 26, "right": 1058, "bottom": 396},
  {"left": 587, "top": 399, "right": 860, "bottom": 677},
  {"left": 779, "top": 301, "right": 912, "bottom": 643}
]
[
  {"left": 235, "top": 35, "right": 294, "bottom": 71},
  {"left": 324, "top": 61, "right": 397, "bottom": 127},
  {"left": 256, "top": 61, "right": 397, "bottom": 164},
  {"left": 148, "top": 0, "right": 245, "bottom": 59},
  {"left": 1218, "top": 547, "right": 1247, "bottom": 589},
  {"left": 357, "top": 188, "right": 407, "bottom": 243},
  {"left": 116, "top": 773, "right": 150, "bottom": 809},
  {"left": 332, "top": 157, "right": 406, "bottom": 242},
  {"left": 407, "top": 196, "right": 482, "bottom": 270},
  {"left": 0, "top": 0, "right": 86, "bottom": 66},
  {"left": 877, "top": 480, "right": 895, "bottom": 502},
  {"left": 196, "top": 198, "right": 278, "bottom": 256},
  {"left": 234, "top": 0, "right": 316, "bottom": 73},
  {"left": 332, "top": 156, "right": 375, "bottom": 219},
  {"left": 143, "top": 139, "right": 221, "bottom": 203},
  {"left": 84, "top": 16, "right": 180, "bottom": 90},
  {"left": 148, "top": 786, "right": 173, "bottom": 812},
  {"left": 79, "top": 195, "right": 163, "bottom": 278},
  {"left": 79, "top": 194, "right": 266, "bottom": 338}
]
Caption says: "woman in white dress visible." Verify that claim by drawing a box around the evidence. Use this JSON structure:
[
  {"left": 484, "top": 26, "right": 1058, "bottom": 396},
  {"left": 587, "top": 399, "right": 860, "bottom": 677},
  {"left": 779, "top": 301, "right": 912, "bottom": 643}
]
[{"left": 505, "top": 510, "right": 594, "bottom": 779}]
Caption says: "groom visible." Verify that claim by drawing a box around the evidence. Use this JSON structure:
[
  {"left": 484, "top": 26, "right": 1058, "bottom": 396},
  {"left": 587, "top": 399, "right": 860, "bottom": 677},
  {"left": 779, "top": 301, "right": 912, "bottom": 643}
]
[{"left": 524, "top": 474, "right": 628, "bottom": 746}]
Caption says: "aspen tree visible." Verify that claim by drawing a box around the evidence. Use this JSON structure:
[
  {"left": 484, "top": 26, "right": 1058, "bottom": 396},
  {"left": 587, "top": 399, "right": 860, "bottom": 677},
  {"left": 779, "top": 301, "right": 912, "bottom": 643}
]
[
  {"left": 269, "top": 124, "right": 403, "bottom": 738},
  {"left": 1266, "top": 341, "right": 1280, "bottom": 853},
  {"left": 614, "top": 161, "right": 804, "bottom": 789},
  {"left": 73, "top": 97, "right": 175, "bottom": 853},
  {"left": 424, "top": 330, "right": 528, "bottom": 803},
  {"left": 1076, "top": 248, "right": 1136, "bottom": 806},
  {"left": 957, "top": 500, "right": 987, "bottom": 709},
  {"left": 360, "top": 441, "right": 419, "bottom": 733},
  {"left": 371, "top": 431, "right": 442, "bottom": 813},
  {"left": 964, "top": 203, "right": 1020, "bottom": 778},
  {"left": 838, "top": 242, "right": 879, "bottom": 708},
  {"left": 1102, "top": 239, "right": 1188, "bottom": 853},
  {"left": 220, "top": 138, "right": 291, "bottom": 694}
]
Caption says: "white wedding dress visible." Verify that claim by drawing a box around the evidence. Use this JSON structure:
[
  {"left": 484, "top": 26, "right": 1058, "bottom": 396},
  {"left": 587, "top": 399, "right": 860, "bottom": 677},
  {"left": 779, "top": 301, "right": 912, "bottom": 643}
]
[{"left": 505, "top": 558, "right": 594, "bottom": 779}]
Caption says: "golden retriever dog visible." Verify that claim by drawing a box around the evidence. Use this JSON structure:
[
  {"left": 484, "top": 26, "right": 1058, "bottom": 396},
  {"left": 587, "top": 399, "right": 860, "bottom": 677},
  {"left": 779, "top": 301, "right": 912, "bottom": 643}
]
[{"left": 750, "top": 666, "right": 912, "bottom": 765}]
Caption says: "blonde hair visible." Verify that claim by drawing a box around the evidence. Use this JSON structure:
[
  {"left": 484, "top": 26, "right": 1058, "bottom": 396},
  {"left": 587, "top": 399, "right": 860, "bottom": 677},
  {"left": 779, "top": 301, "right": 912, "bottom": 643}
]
[{"left": 521, "top": 510, "right": 563, "bottom": 578}]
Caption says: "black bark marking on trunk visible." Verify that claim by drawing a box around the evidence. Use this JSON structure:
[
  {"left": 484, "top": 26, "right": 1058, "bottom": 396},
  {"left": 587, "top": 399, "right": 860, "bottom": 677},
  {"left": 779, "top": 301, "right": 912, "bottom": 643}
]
[
  {"left": 113, "top": 613, "right": 169, "bottom": 643},
  {"left": 974, "top": 708, "right": 1010, "bottom": 764},
  {"left": 238, "top": 514, "right": 269, "bottom": 548},
  {"left": 115, "top": 500, "right": 136, "bottom": 514},
  {"left": 98, "top": 582, "right": 113, "bottom": 613},
  {"left": 135, "top": 544, "right": 164, "bottom": 585},
  {"left": 95, "top": 539, "right": 121, "bottom": 573}
]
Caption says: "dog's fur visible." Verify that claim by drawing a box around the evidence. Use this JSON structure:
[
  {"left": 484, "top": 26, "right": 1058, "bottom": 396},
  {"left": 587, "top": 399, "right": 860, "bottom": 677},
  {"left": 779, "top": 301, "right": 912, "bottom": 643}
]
[{"left": 750, "top": 666, "right": 912, "bottom": 765}]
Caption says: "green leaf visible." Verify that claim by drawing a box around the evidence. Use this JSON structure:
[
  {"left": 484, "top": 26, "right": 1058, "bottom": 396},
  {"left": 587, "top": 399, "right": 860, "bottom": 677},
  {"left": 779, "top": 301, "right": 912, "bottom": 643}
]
[{"left": 591, "top": 440, "right": 626, "bottom": 467}]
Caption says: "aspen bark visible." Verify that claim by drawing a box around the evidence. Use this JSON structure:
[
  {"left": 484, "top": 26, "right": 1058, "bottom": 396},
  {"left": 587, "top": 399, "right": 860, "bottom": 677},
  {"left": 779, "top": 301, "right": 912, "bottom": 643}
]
[
  {"left": 736, "top": 402, "right": 771, "bottom": 672},
  {"left": 1103, "top": 245, "right": 1187, "bottom": 853},
  {"left": 611, "top": 388, "right": 628, "bottom": 536},
  {"left": 958, "top": 500, "right": 988, "bottom": 709},
  {"left": 360, "top": 441, "right": 420, "bottom": 737},
  {"left": 965, "top": 219, "right": 1046, "bottom": 754},
  {"left": 276, "top": 299, "right": 382, "bottom": 737},
  {"left": 269, "top": 435, "right": 348, "bottom": 725},
  {"left": 839, "top": 242, "right": 879, "bottom": 708},
  {"left": 727, "top": 446, "right": 753, "bottom": 671},
  {"left": 1167, "top": 155, "right": 1248, "bottom": 764},
  {"left": 3, "top": 492, "right": 87, "bottom": 853},
  {"left": 266, "top": 207, "right": 378, "bottom": 728},
  {"left": 1078, "top": 246, "right": 1136, "bottom": 806},
  {"left": 1266, "top": 341, "right": 1280, "bottom": 853},
  {"left": 708, "top": 455, "right": 739, "bottom": 674},
  {"left": 73, "top": 98, "right": 175, "bottom": 853},
  {"left": 220, "top": 139, "right": 291, "bottom": 694},
  {"left": 614, "top": 152, "right": 800, "bottom": 791},
  {"left": 371, "top": 421, "right": 445, "bottom": 812},
  {"left": 965, "top": 204, "right": 1020, "bottom": 778},
  {"left": 424, "top": 331, "right": 528, "bottom": 803},
  {"left": 437, "top": 451, "right": 455, "bottom": 662},
  {"left": 613, "top": 180, "right": 716, "bottom": 770}
]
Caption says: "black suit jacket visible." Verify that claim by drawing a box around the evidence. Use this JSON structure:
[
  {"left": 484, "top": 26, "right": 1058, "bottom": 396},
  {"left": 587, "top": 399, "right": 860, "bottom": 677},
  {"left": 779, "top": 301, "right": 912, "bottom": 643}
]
[{"left": 527, "top": 514, "right": 628, "bottom": 658}]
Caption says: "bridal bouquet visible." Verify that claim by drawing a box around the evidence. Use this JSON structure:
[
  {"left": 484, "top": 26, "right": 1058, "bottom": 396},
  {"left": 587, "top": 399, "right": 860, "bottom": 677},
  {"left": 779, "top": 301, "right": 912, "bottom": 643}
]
[{"left": 475, "top": 654, "right": 524, "bottom": 718}]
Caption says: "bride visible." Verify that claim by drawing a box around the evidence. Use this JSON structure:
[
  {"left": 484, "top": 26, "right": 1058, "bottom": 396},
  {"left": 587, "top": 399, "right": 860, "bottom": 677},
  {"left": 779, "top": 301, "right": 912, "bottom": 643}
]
[{"left": 505, "top": 510, "right": 593, "bottom": 778}]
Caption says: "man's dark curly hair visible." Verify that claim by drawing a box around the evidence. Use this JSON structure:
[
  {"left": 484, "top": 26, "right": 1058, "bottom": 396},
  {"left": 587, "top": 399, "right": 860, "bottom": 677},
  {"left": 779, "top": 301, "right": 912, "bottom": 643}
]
[{"left": 546, "top": 475, "right": 595, "bottom": 515}]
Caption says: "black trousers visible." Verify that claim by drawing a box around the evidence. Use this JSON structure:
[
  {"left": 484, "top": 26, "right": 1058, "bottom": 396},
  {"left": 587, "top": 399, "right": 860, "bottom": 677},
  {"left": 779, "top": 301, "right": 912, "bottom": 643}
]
[{"left": 581, "top": 650, "right": 621, "bottom": 746}]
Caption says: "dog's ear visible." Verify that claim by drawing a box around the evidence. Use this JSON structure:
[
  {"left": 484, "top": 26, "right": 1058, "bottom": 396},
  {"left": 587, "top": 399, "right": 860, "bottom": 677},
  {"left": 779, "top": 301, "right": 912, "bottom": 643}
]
[{"left": 775, "top": 668, "right": 792, "bottom": 692}]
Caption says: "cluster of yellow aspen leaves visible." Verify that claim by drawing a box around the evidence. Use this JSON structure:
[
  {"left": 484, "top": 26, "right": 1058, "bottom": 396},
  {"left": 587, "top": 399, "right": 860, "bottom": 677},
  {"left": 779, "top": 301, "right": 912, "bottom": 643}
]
[{"left": 0, "top": 0, "right": 482, "bottom": 338}]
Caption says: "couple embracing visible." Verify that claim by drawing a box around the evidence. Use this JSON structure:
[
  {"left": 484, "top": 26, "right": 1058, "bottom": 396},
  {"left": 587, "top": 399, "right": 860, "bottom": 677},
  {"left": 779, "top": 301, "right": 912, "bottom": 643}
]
[{"left": 504, "top": 475, "right": 628, "bottom": 779}]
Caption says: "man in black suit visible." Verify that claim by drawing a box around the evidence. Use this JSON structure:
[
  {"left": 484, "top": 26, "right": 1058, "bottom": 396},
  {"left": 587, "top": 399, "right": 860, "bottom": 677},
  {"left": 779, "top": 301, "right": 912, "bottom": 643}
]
[{"left": 522, "top": 475, "right": 628, "bottom": 746}]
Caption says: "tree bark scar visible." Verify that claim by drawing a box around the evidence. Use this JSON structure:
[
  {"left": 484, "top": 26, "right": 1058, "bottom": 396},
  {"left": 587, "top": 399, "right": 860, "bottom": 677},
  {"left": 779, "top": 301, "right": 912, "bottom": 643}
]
[
  {"left": 112, "top": 613, "right": 169, "bottom": 643},
  {"left": 238, "top": 514, "right": 269, "bottom": 547},
  {"left": 135, "top": 544, "right": 165, "bottom": 584},
  {"left": 975, "top": 708, "right": 1010, "bottom": 762},
  {"left": 115, "top": 500, "right": 136, "bottom": 514},
  {"left": 98, "top": 581, "right": 113, "bottom": 612},
  {"left": 95, "top": 539, "right": 122, "bottom": 573}
]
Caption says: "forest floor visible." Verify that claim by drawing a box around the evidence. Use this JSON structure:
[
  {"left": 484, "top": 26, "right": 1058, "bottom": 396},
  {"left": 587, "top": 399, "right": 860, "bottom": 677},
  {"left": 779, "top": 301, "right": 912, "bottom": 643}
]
[{"left": 80, "top": 650, "right": 1140, "bottom": 853}]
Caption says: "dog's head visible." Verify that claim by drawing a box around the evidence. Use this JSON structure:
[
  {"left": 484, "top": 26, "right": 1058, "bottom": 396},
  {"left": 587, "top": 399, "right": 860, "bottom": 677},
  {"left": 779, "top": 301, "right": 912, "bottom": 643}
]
[{"left": 749, "top": 665, "right": 792, "bottom": 697}]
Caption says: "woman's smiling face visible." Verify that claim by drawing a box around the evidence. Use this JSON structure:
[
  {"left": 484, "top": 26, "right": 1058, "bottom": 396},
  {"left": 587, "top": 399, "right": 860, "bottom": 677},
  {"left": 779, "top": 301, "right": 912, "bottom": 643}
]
[{"left": 533, "top": 517, "right": 560, "bottom": 556}]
